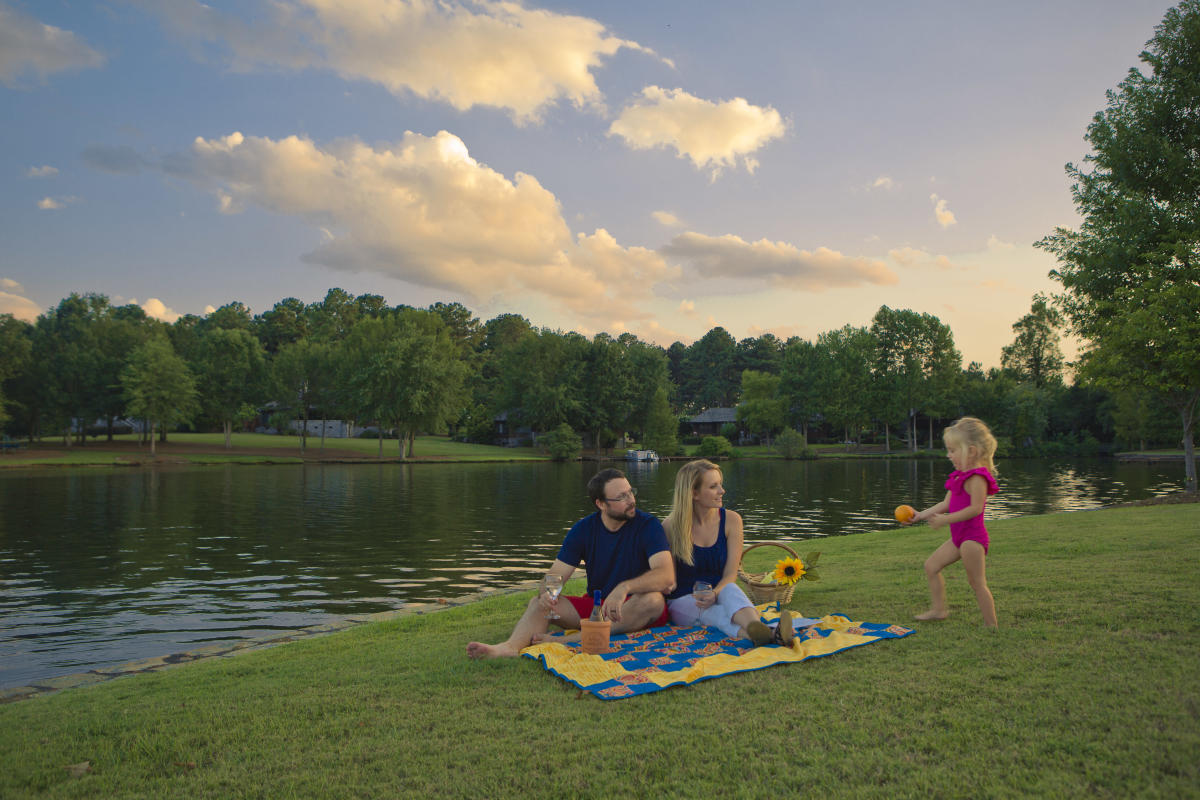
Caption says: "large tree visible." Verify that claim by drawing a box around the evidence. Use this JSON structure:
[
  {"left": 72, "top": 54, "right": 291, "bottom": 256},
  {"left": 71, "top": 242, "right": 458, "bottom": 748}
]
[
  {"left": 1001, "top": 294, "right": 1066, "bottom": 389},
  {"left": 737, "top": 369, "right": 785, "bottom": 447},
  {"left": 1037, "top": 1, "right": 1200, "bottom": 491},
  {"left": 121, "top": 337, "right": 199, "bottom": 456},
  {"left": 196, "top": 327, "right": 267, "bottom": 449}
]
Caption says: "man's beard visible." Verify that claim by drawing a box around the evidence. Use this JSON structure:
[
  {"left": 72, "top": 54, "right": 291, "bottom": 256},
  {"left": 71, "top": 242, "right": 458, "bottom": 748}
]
[{"left": 603, "top": 504, "right": 636, "bottom": 524}]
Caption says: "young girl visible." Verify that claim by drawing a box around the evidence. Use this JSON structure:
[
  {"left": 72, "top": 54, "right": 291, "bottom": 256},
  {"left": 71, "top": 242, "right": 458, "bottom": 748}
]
[{"left": 907, "top": 417, "right": 999, "bottom": 627}]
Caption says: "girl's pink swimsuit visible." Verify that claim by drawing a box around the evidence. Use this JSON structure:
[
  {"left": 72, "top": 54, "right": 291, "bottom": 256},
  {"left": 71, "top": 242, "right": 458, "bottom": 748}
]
[{"left": 945, "top": 467, "right": 998, "bottom": 553}]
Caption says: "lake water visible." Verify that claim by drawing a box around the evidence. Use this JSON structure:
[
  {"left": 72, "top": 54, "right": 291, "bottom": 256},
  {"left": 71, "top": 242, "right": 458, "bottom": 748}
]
[{"left": 0, "top": 457, "right": 1187, "bottom": 688}]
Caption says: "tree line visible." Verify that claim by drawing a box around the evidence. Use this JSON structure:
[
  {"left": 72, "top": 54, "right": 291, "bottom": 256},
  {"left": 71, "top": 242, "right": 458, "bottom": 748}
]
[{"left": 0, "top": 287, "right": 1181, "bottom": 459}]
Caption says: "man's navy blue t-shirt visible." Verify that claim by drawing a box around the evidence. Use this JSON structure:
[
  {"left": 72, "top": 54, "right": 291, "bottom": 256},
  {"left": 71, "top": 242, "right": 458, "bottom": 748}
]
[{"left": 555, "top": 509, "right": 669, "bottom": 600}]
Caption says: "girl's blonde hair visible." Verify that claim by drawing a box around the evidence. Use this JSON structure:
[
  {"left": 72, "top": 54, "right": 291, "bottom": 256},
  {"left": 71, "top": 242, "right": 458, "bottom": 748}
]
[
  {"left": 663, "top": 459, "right": 721, "bottom": 566},
  {"left": 943, "top": 416, "right": 998, "bottom": 475}
]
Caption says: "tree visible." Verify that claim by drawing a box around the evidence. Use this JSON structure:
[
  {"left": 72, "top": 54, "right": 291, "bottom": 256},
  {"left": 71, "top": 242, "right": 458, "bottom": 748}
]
[
  {"left": 254, "top": 297, "right": 309, "bottom": 355},
  {"left": 779, "top": 338, "right": 822, "bottom": 438},
  {"left": 735, "top": 333, "right": 784, "bottom": 375},
  {"left": 1001, "top": 294, "right": 1065, "bottom": 388},
  {"left": 641, "top": 386, "right": 679, "bottom": 456},
  {"left": 0, "top": 315, "right": 33, "bottom": 431},
  {"left": 271, "top": 338, "right": 333, "bottom": 454},
  {"left": 776, "top": 428, "right": 814, "bottom": 459},
  {"left": 870, "top": 307, "right": 961, "bottom": 451},
  {"left": 121, "top": 337, "right": 199, "bottom": 456},
  {"left": 680, "top": 327, "right": 738, "bottom": 411},
  {"left": 542, "top": 423, "right": 582, "bottom": 461},
  {"left": 493, "top": 328, "right": 585, "bottom": 439},
  {"left": 814, "top": 325, "right": 874, "bottom": 444},
  {"left": 737, "top": 369, "right": 785, "bottom": 447},
  {"left": 344, "top": 310, "right": 469, "bottom": 458},
  {"left": 1037, "top": 1, "right": 1200, "bottom": 491},
  {"left": 196, "top": 327, "right": 267, "bottom": 448}
]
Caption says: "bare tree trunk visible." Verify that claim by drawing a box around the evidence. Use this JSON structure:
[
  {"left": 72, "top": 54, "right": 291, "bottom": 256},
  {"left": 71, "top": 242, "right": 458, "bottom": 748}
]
[
  {"left": 320, "top": 415, "right": 327, "bottom": 453},
  {"left": 150, "top": 421, "right": 157, "bottom": 457},
  {"left": 406, "top": 429, "right": 415, "bottom": 459},
  {"left": 884, "top": 422, "right": 890, "bottom": 453},
  {"left": 1182, "top": 402, "right": 1197, "bottom": 493}
]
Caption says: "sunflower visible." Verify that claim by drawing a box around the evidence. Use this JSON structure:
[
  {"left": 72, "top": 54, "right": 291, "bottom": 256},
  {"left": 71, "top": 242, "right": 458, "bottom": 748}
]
[{"left": 773, "top": 557, "right": 806, "bottom": 586}]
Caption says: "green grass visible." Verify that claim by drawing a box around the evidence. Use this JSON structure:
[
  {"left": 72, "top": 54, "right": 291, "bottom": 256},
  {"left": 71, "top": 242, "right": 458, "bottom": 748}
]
[
  {"left": 1, "top": 504, "right": 1197, "bottom": 798},
  {"left": 0, "top": 433, "right": 547, "bottom": 465}
]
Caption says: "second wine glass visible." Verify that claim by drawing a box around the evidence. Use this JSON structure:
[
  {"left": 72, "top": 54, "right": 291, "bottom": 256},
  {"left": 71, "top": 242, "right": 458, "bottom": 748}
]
[{"left": 542, "top": 574, "right": 564, "bottom": 620}]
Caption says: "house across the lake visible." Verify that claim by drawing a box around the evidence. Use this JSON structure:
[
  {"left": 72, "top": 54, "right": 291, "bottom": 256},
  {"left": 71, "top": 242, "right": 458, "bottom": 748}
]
[{"left": 687, "top": 407, "right": 739, "bottom": 438}]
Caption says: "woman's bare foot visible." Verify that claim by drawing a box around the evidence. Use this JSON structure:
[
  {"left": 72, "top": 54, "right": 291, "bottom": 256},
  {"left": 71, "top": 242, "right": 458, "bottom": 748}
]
[
  {"left": 466, "top": 641, "right": 522, "bottom": 659},
  {"left": 914, "top": 610, "right": 948, "bottom": 621}
]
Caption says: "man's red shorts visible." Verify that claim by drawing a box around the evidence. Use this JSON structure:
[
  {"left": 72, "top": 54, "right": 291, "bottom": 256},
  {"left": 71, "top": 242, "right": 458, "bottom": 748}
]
[{"left": 565, "top": 594, "right": 670, "bottom": 628}]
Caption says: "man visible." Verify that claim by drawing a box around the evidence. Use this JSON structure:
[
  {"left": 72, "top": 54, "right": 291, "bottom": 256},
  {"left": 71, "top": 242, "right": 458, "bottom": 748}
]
[{"left": 466, "top": 468, "right": 675, "bottom": 659}]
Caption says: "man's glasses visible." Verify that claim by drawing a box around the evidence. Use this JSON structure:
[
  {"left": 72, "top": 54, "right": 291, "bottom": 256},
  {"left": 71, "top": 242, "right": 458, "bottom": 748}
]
[{"left": 602, "top": 488, "right": 637, "bottom": 504}]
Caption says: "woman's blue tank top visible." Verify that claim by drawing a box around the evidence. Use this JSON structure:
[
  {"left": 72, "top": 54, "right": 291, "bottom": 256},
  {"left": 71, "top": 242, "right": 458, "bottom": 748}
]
[{"left": 669, "top": 508, "right": 728, "bottom": 599}]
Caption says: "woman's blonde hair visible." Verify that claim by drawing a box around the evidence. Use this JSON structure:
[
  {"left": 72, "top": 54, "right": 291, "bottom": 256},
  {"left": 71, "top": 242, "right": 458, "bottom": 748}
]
[
  {"left": 663, "top": 459, "right": 721, "bottom": 566},
  {"left": 943, "top": 416, "right": 998, "bottom": 475}
]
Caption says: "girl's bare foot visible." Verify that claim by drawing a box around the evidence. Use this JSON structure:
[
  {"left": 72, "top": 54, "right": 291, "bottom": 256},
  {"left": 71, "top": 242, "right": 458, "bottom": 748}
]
[{"left": 914, "top": 610, "right": 948, "bottom": 621}]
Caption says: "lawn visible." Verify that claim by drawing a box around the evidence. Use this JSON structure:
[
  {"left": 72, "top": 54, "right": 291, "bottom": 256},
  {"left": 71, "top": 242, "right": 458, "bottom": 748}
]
[
  {"left": 1, "top": 503, "right": 1196, "bottom": 798},
  {"left": 0, "top": 433, "right": 548, "bottom": 466}
]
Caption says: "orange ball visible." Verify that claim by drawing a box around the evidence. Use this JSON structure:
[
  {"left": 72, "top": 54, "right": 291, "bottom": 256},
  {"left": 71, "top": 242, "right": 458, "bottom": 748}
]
[{"left": 894, "top": 504, "right": 916, "bottom": 523}]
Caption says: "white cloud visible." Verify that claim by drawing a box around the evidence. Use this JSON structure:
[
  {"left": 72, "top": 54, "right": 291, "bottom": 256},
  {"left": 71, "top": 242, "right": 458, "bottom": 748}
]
[
  {"left": 140, "top": 298, "right": 182, "bottom": 323},
  {"left": 678, "top": 299, "right": 696, "bottom": 316},
  {"left": 0, "top": 280, "right": 40, "bottom": 321},
  {"left": 608, "top": 86, "right": 786, "bottom": 176},
  {"left": 652, "top": 210, "right": 682, "bottom": 227},
  {"left": 986, "top": 234, "right": 1015, "bottom": 251},
  {"left": 931, "top": 193, "right": 957, "bottom": 228},
  {"left": 888, "top": 246, "right": 963, "bottom": 270},
  {"left": 661, "top": 232, "right": 897, "bottom": 291},
  {"left": 176, "top": 130, "right": 674, "bottom": 321},
  {"left": 0, "top": 2, "right": 105, "bottom": 88},
  {"left": 37, "top": 196, "right": 78, "bottom": 210},
  {"left": 870, "top": 175, "right": 895, "bottom": 190},
  {"left": 203, "top": 304, "right": 217, "bottom": 314},
  {"left": 26, "top": 165, "right": 58, "bottom": 178},
  {"left": 152, "top": 0, "right": 653, "bottom": 123},
  {"left": 888, "top": 246, "right": 930, "bottom": 267}
]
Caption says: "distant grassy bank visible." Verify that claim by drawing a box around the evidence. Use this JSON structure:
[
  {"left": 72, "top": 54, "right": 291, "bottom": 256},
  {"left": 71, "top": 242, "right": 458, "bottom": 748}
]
[
  {"left": 0, "top": 432, "right": 549, "bottom": 467},
  {"left": 1, "top": 504, "right": 1196, "bottom": 798}
]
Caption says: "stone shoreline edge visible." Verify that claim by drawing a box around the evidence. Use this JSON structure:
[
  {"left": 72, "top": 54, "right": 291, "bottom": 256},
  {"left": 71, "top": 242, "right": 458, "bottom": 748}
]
[{"left": 0, "top": 580, "right": 541, "bottom": 704}]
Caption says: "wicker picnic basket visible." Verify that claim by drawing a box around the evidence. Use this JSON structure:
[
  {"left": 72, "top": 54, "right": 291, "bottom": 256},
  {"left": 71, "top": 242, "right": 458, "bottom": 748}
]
[{"left": 738, "top": 541, "right": 801, "bottom": 605}]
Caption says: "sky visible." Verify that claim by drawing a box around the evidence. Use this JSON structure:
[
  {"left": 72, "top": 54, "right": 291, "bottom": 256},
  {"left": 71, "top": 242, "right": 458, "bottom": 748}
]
[{"left": 0, "top": 0, "right": 1177, "bottom": 368}]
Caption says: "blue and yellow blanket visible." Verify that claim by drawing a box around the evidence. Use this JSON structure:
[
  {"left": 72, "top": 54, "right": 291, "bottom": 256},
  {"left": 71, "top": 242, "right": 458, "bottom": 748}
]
[{"left": 521, "top": 606, "right": 914, "bottom": 700}]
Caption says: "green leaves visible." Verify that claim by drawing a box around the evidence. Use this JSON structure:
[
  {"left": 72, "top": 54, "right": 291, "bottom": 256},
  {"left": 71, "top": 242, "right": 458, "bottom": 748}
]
[{"left": 1037, "top": 0, "right": 1200, "bottom": 490}]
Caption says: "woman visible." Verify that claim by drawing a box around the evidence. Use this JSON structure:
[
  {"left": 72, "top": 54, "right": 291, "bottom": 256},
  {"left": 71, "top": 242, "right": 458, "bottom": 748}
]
[{"left": 664, "top": 459, "right": 792, "bottom": 646}]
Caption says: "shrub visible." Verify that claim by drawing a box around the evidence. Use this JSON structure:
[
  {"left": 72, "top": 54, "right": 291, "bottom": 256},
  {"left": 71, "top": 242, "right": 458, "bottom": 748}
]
[
  {"left": 542, "top": 423, "right": 582, "bottom": 461},
  {"left": 697, "top": 435, "right": 733, "bottom": 458},
  {"left": 776, "top": 428, "right": 816, "bottom": 460},
  {"left": 720, "top": 422, "right": 739, "bottom": 441}
]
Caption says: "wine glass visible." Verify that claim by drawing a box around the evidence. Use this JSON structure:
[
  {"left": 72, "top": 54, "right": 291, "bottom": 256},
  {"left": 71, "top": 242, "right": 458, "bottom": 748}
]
[
  {"left": 693, "top": 581, "right": 715, "bottom": 610},
  {"left": 542, "top": 574, "right": 564, "bottom": 620}
]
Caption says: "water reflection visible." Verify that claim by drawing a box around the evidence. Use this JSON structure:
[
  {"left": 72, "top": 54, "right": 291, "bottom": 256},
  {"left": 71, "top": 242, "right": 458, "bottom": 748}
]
[{"left": 0, "top": 457, "right": 1186, "bottom": 687}]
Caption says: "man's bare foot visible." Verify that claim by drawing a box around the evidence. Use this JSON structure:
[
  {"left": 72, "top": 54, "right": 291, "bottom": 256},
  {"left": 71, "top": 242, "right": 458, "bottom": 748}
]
[
  {"left": 914, "top": 610, "right": 949, "bottom": 621},
  {"left": 466, "top": 641, "right": 521, "bottom": 659}
]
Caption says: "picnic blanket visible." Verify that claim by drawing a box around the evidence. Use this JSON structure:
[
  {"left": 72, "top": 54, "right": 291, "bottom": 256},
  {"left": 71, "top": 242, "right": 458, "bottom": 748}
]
[{"left": 521, "top": 606, "right": 914, "bottom": 700}]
